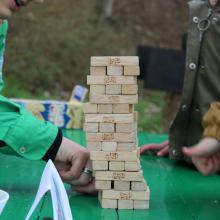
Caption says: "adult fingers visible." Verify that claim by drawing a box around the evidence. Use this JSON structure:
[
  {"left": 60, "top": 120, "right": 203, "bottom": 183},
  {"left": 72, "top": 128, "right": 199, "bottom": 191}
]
[
  {"left": 69, "top": 161, "right": 93, "bottom": 186},
  {"left": 59, "top": 151, "right": 89, "bottom": 182},
  {"left": 74, "top": 180, "right": 97, "bottom": 195}
]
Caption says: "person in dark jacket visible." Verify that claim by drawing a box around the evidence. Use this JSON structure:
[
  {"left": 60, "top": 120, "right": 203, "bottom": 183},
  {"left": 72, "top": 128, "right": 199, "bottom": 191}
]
[{"left": 141, "top": 0, "right": 220, "bottom": 176}]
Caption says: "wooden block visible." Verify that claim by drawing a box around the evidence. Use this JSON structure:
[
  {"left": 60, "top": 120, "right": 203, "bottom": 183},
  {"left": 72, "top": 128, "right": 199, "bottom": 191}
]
[
  {"left": 124, "top": 65, "right": 140, "bottom": 76},
  {"left": 91, "top": 56, "right": 139, "bottom": 66},
  {"left": 98, "top": 190, "right": 102, "bottom": 201},
  {"left": 134, "top": 111, "right": 138, "bottom": 121},
  {"left": 92, "top": 161, "right": 108, "bottom": 170},
  {"left": 87, "top": 75, "right": 137, "bottom": 85},
  {"left": 117, "top": 142, "right": 137, "bottom": 152},
  {"left": 86, "top": 133, "right": 135, "bottom": 142},
  {"left": 100, "top": 198, "right": 117, "bottom": 209},
  {"left": 102, "top": 142, "right": 117, "bottom": 151},
  {"left": 95, "top": 171, "right": 143, "bottom": 181},
  {"left": 102, "top": 189, "right": 150, "bottom": 200},
  {"left": 134, "top": 200, "right": 149, "bottom": 209},
  {"left": 114, "top": 181, "right": 130, "bottom": 190},
  {"left": 90, "top": 94, "right": 138, "bottom": 104},
  {"left": 106, "top": 85, "right": 121, "bottom": 95},
  {"left": 99, "top": 123, "right": 115, "bottom": 133},
  {"left": 85, "top": 114, "right": 134, "bottom": 123},
  {"left": 116, "top": 123, "right": 134, "bottom": 133},
  {"left": 84, "top": 123, "right": 99, "bottom": 132},
  {"left": 90, "top": 85, "right": 105, "bottom": 94},
  {"left": 98, "top": 104, "right": 112, "bottom": 113},
  {"left": 113, "top": 104, "right": 133, "bottom": 114},
  {"left": 96, "top": 181, "right": 111, "bottom": 190},
  {"left": 109, "top": 162, "right": 125, "bottom": 171},
  {"left": 122, "top": 85, "right": 138, "bottom": 95},
  {"left": 118, "top": 200, "right": 133, "bottom": 209},
  {"left": 83, "top": 103, "right": 97, "bottom": 113},
  {"left": 90, "top": 151, "right": 138, "bottom": 161},
  {"left": 131, "top": 180, "right": 148, "bottom": 191},
  {"left": 87, "top": 142, "right": 102, "bottom": 151},
  {"left": 107, "top": 66, "right": 123, "bottom": 76},
  {"left": 125, "top": 161, "right": 141, "bottom": 171},
  {"left": 90, "top": 66, "right": 106, "bottom": 76}
]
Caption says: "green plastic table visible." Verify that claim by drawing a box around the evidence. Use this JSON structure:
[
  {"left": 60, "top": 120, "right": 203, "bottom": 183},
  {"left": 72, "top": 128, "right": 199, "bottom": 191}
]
[{"left": 1, "top": 130, "right": 220, "bottom": 220}]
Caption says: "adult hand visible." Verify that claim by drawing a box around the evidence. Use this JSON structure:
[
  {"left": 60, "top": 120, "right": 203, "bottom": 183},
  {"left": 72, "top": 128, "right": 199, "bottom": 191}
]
[
  {"left": 182, "top": 137, "right": 220, "bottom": 175},
  {"left": 54, "top": 137, "right": 94, "bottom": 190},
  {"left": 74, "top": 180, "right": 97, "bottom": 195},
  {"left": 140, "top": 140, "right": 169, "bottom": 156}
]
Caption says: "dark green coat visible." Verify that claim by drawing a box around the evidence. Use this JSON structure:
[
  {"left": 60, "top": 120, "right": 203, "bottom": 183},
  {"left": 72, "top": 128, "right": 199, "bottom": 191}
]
[{"left": 169, "top": 0, "right": 220, "bottom": 160}]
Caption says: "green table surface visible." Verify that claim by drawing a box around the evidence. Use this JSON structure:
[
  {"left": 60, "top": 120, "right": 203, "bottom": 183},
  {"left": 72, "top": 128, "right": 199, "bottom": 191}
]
[{"left": 1, "top": 130, "right": 220, "bottom": 220}]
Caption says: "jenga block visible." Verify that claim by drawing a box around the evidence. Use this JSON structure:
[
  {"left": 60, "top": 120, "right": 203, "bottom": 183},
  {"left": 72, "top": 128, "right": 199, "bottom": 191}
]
[
  {"left": 84, "top": 123, "right": 99, "bottom": 133},
  {"left": 85, "top": 114, "right": 135, "bottom": 123},
  {"left": 109, "top": 162, "right": 125, "bottom": 171},
  {"left": 95, "top": 171, "right": 143, "bottom": 181},
  {"left": 134, "top": 111, "right": 138, "bottom": 121},
  {"left": 117, "top": 142, "right": 137, "bottom": 152},
  {"left": 133, "top": 200, "right": 149, "bottom": 209},
  {"left": 102, "top": 142, "right": 117, "bottom": 151},
  {"left": 92, "top": 161, "right": 108, "bottom": 170},
  {"left": 98, "top": 104, "right": 113, "bottom": 113},
  {"left": 90, "top": 85, "right": 105, "bottom": 94},
  {"left": 98, "top": 190, "right": 102, "bottom": 200},
  {"left": 125, "top": 161, "right": 141, "bottom": 171},
  {"left": 124, "top": 65, "right": 140, "bottom": 76},
  {"left": 83, "top": 103, "right": 97, "bottom": 113},
  {"left": 90, "top": 151, "right": 138, "bottom": 161},
  {"left": 102, "top": 189, "right": 150, "bottom": 200},
  {"left": 118, "top": 200, "right": 133, "bottom": 209},
  {"left": 114, "top": 181, "right": 130, "bottom": 190},
  {"left": 90, "top": 94, "right": 138, "bottom": 104},
  {"left": 107, "top": 66, "right": 123, "bottom": 76},
  {"left": 99, "top": 123, "right": 115, "bottom": 133},
  {"left": 90, "top": 66, "right": 106, "bottom": 76},
  {"left": 87, "top": 142, "right": 102, "bottom": 151},
  {"left": 86, "top": 133, "right": 135, "bottom": 142},
  {"left": 95, "top": 180, "right": 111, "bottom": 190},
  {"left": 113, "top": 104, "right": 133, "bottom": 114},
  {"left": 87, "top": 76, "right": 137, "bottom": 85},
  {"left": 122, "top": 85, "right": 138, "bottom": 95},
  {"left": 116, "top": 123, "right": 134, "bottom": 133},
  {"left": 100, "top": 199, "right": 118, "bottom": 209},
  {"left": 131, "top": 180, "right": 148, "bottom": 191},
  {"left": 106, "top": 85, "right": 121, "bottom": 95},
  {"left": 91, "top": 56, "right": 139, "bottom": 66}
]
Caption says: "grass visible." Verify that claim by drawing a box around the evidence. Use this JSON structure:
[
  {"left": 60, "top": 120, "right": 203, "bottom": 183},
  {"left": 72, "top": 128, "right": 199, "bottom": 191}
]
[{"left": 136, "top": 90, "right": 165, "bottom": 133}]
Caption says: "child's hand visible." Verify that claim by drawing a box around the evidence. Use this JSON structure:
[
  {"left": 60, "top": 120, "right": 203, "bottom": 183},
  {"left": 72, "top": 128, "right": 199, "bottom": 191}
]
[
  {"left": 140, "top": 140, "right": 169, "bottom": 156},
  {"left": 182, "top": 137, "right": 220, "bottom": 175}
]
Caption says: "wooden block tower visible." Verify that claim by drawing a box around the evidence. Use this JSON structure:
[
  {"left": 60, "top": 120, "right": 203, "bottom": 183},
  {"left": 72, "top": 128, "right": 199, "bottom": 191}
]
[{"left": 83, "top": 56, "right": 150, "bottom": 209}]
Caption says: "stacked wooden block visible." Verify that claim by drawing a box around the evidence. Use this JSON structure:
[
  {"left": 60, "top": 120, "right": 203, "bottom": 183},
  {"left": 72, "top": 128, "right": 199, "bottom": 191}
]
[{"left": 83, "top": 56, "right": 150, "bottom": 209}]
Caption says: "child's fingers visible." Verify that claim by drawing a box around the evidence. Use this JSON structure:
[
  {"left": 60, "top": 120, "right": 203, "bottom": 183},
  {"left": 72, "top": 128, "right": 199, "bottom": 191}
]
[{"left": 157, "top": 145, "right": 169, "bottom": 156}]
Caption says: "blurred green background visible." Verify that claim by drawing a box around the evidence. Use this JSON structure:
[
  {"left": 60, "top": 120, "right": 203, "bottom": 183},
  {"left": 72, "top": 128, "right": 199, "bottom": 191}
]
[{"left": 2, "top": 0, "right": 188, "bottom": 133}]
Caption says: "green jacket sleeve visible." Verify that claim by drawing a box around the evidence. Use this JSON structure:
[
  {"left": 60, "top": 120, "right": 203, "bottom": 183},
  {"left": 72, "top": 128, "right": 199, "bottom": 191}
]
[
  {"left": 0, "top": 95, "right": 59, "bottom": 160},
  {"left": 0, "top": 20, "right": 62, "bottom": 160}
]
